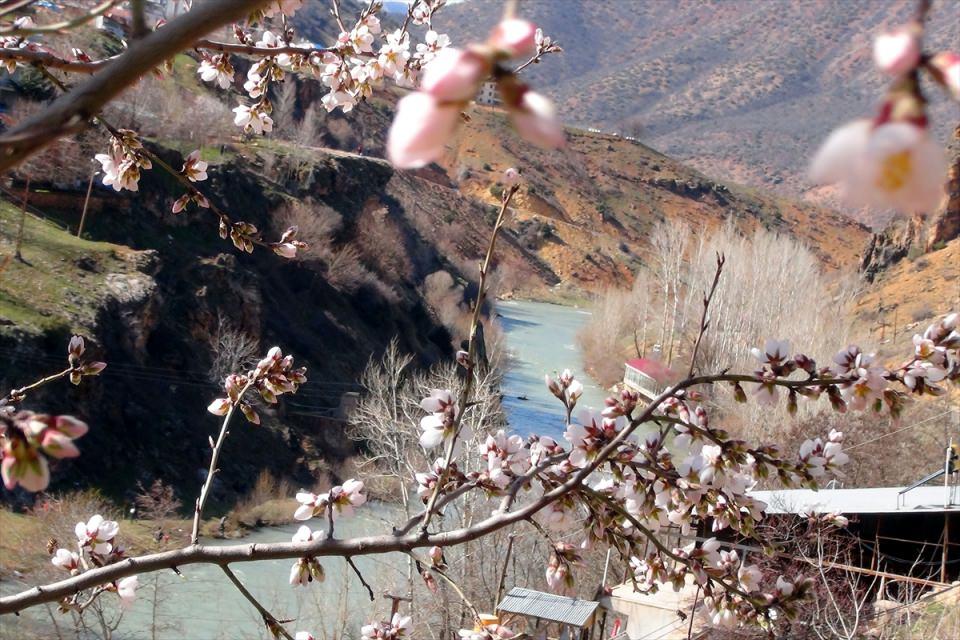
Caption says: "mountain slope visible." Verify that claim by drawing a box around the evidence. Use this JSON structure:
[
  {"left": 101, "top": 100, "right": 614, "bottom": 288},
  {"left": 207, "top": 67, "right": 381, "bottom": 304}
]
[{"left": 436, "top": 0, "right": 960, "bottom": 222}]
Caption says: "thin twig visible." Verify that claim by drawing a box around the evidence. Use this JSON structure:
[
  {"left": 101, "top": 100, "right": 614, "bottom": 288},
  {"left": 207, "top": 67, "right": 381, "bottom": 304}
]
[
  {"left": 0, "top": 0, "right": 119, "bottom": 35},
  {"left": 3, "top": 367, "right": 72, "bottom": 405},
  {"left": 417, "top": 184, "right": 519, "bottom": 538},
  {"left": 687, "top": 253, "right": 725, "bottom": 378},
  {"left": 221, "top": 565, "right": 295, "bottom": 640},
  {"left": 191, "top": 381, "right": 254, "bottom": 544},
  {"left": 346, "top": 557, "right": 374, "bottom": 601}
]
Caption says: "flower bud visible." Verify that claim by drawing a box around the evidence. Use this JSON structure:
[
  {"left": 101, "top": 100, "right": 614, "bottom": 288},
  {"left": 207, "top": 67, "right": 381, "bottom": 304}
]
[
  {"left": 420, "top": 47, "right": 489, "bottom": 102},
  {"left": 873, "top": 27, "right": 921, "bottom": 77},
  {"left": 509, "top": 89, "right": 565, "bottom": 149},
  {"left": 387, "top": 92, "right": 461, "bottom": 168},
  {"left": 488, "top": 18, "right": 537, "bottom": 58}
]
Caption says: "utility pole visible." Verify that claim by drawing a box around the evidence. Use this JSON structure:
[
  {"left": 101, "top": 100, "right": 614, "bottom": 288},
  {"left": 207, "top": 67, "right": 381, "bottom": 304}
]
[
  {"left": 14, "top": 175, "right": 30, "bottom": 262},
  {"left": 943, "top": 438, "right": 953, "bottom": 584},
  {"left": 77, "top": 169, "right": 97, "bottom": 238}
]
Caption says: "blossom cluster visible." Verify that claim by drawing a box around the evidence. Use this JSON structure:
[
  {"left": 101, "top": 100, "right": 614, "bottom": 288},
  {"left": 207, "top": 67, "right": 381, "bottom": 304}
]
[
  {"left": 0, "top": 412, "right": 88, "bottom": 492},
  {"left": 207, "top": 346, "right": 307, "bottom": 425},
  {"left": 290, "top": 480, "right": 365, "bottom": 592},
  {"left": 49, "top": 514, "right": 139, "bottom": 609},
  {"left": 810, "top": 18, "right": 958, "bottom": 212},
  {"left": 360, "top": 613, "right": 413, "bottom": 640},
  {"left": 388, "top": 17, "right": 563, "bottom": 167},
  {"left": 294, "top": 478, "right": 367, "bottom": 521},
  {"left": 94, "top": 129, "right": 152, "bottom": 193}
]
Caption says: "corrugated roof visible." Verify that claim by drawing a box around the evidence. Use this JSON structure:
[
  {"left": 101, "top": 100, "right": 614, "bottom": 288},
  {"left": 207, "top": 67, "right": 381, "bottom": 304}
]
[
  {"left": 497, "top": 587, "right": 599, "bottom": 627},
  {"left": 751, "top": 485, "right": 960, "bottom": 515}
]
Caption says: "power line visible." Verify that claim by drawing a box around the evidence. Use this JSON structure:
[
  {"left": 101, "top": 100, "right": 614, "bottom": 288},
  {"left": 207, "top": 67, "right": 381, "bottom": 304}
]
[{"left": 846, "top": 409, "right": 959, "bottom": 451}]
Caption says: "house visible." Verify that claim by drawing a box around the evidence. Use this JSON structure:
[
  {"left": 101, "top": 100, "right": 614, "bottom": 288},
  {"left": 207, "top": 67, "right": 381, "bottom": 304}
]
[
  {"left": 621, "top": 358, "right": 663, "bottom": 400},
  {"left": 476, "top": 81, "right": 501, "bottom": 106},
  {"left": 496, "top": 587, "right": 602, "bottom": 639}
]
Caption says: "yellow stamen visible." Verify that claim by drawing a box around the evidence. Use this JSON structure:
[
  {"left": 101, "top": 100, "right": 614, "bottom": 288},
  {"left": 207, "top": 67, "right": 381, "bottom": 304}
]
[{"left": 876, "top": 150, "right": 913, "bottom": 192}]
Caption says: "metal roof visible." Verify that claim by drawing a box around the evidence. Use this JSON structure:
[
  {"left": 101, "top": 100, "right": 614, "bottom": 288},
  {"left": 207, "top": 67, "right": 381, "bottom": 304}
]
[
  {"left": 751, "top": 485, "right": 960, "bottom": 515},
  {"left": 497, "top": 587, "right": 599, "bottom": 627}
]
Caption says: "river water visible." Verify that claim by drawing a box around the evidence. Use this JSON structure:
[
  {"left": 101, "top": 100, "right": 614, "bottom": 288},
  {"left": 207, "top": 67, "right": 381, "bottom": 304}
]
[{"left": 2, "top": 300, "right": 604, "bottom": 639}]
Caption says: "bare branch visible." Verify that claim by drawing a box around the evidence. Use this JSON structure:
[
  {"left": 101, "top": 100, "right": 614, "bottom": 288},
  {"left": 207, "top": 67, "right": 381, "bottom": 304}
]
[{"left": 221, "top": 565, "right": 295, "bottom": 640}]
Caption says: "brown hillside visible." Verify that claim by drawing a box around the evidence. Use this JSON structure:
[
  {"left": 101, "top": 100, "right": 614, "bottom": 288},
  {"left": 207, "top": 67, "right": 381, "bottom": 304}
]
[{"left": 430, "top": 105, "right": 869, "bottom": 296}]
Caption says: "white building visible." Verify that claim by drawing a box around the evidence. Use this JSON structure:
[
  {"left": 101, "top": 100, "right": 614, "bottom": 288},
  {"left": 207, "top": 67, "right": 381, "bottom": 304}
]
[{"left": 475, "top": 81, "right": 500, "bottom": 106}]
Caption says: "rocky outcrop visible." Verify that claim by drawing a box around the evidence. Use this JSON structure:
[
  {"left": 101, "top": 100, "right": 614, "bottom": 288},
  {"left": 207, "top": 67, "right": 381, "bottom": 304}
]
[{"left": 927, "top": 126, "right": 960, "bottom": 251}]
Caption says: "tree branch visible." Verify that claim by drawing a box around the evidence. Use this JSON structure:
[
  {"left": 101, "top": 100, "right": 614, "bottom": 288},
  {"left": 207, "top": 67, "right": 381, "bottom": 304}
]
[
  {"left": 191, "top": 380, "right": 254, "bottom": 544},
  {"left": 417, "top": 184, "right": 519, "bottom": 537},
  {"left": 221, "top": 565, "right": 295, "bottom": 640},
  {"left": 0, "top": 0, "right": 269, "bottom": 172},
  {"left": 0, "top": 371, "right": 849, "bottom": 615}
]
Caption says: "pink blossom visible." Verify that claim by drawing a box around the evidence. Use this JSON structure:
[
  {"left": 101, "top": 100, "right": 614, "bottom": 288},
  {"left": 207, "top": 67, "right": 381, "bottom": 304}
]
[
  {"left": 181, "top": 150, "right": 208, "bottom": 182},
  {"left": 508, "top": 90, "right": 565, "bottom": 149},
  {"left": 51, "top": 548, "right": 80, "bottom": 574},
  {"left": 873, "top": 28, "right": 921, "bottom": 76},
  {"left": 387, "top": 92, "right": 460, "bottom": 168},
  {"left": 502, "top": 167, "right": 520, "bottom": 186},
  {"left": 810, "top": 119, "right": 946, "bottom": 213},
  {"left": 421, "top": 48, "right": 489, "bottom": 102},
  {"left": 488, "top": 19, "right": 537, "bottom": 58},
  {"left": 117, "top": 575, "right": 138, "bottom": 608},
  {"left": 75, "top": 514, "right": 120, "bottom": 555},
  {"left": 930, "top": 52, "right": 960, "bottom": 101}
]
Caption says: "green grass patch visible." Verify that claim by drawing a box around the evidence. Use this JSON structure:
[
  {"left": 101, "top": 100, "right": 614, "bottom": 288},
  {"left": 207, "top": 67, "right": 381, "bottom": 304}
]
[{"left": 0, "top": 202, "right": 136, "bottom": 337}]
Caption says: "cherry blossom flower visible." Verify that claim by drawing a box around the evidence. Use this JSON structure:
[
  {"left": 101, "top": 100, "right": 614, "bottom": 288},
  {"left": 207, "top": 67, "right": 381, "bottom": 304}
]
[
  {"left": 502, "top": 167, "right": 520, "bottom": 186},
  {"left": 419, "top": 389, "right": 461, "bottom": 449},
  {"left": 415, "top": 30, "right": 450, "bottom": 65},
  {"left": 810, "top": 119, "right": 946, "bottom": 213},
  {"left": 873, "top": 28, "right": 921, "bottom": 76},
  {"left": 421, "top": 48, "right": 490, "bottom": 102},
  {"left": 362, "top": 613, "right": 413, "bottom": 639},
  {"left": 379, "top": 30, "right": 411, "bottom": 78},
  {"left": 295, "top": 633, "right": 315, "bottom": 640},
  {"left": 387, "top": 92, "right": 460, "bottom": 168},
  {"left": 51, "top": 548, "right": 80, "bottom": 574},
  {"left": 233, "top": 104, "right": 274, "bottom": 135},
  {"left": 272, "top": 226, "right": 307, "bottom": 259},
  {"left": 197, "top": 54, "right": 234, "bottom": 89},
  {"left": 76, "top": 514, "right": 120, "bottom": 555},
  {"left": 738, "top": 563, "right": 762, "bottom": 592},
  {"left": 289, "top": 525, "right": 325, "bottom": 586},
  {"left": 1, "top": 412, "right": 88, "bottom": 492},
  {"left": 507, "top": 89, "right": 565, "bottom": 149},
  {"left": 181, "top": 150, "right": 208, "bottom": 182},
  {"left": 294, "top": 479, "right": 366, "bottom": 521},
  {"left": 262, "top": 0, "right": 303, "bottom": 18},
  {"left": 751, "top": 339, "right": 790, "bottom": 366},
  {"left": 116, "top": 575, "right": 138, "bottom": 608}
]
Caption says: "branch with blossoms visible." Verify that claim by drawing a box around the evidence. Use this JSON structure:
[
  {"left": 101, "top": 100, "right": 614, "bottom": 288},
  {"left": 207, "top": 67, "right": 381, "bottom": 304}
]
[
  {"left": 0, "top": 336, "right": 104, "bottom": 492},
  {"left": 1, "top": 0, "right": 564, "bottom": 258},
  {"left": 3, "top": 298, "right": 955, "bottom": 635}
]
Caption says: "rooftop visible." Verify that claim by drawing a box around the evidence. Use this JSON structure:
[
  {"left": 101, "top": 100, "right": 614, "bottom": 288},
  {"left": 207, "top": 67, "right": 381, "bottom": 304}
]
[
  {"left": 751, "top": 485, "right": 960, "bottom": 515},
  {"left": 497, "top": 587, "right": 599, "bottom": 627}
]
